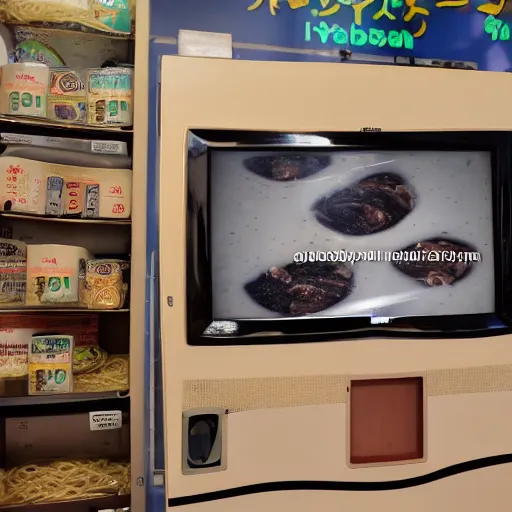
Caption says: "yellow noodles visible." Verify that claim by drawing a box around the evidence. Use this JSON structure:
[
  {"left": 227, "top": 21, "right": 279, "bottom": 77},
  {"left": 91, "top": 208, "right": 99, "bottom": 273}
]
[
  {"left": 74, "top": 355, "right": 128, "bottom": 392},
  {"left": 0, "top": 459, "right": 130, "bottom": 505},
  {"left": 0, "top": 355, "right": 27, "bottom": 378},
  {"left": 73, "top": 345, "right": 108, "bottom": 375}
]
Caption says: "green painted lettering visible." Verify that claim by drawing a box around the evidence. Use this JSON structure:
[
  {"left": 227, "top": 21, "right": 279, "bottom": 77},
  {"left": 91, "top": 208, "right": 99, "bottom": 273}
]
[
  {"left": 350, "top": 23, "right": 368, "bottom": 46},
  {"left": 388, "top": 29, "right": 403, "bottom": 48},
  {"left": 313, "top": 21, "right": 332, "bottom": 44},
  {"left": 500, "top": 23, "right": 511, "bottom": 40},
  {"left": 333, "top": 26, "right": 348, "bottom": 44},
  {"left": 485, "top": 15, "right": 502, "bottom": 41},
  {"left": 305, "top": 21, "right": 311, "bottom": 41},
  {"left": 402, "top": 30, "right": 414, "bottom": 49},
  {"left": 369, "top": 28, "right": 387, "bottom": 47},
  {"left": 304, "top": 22, "right": 414, "bottom": 51}
]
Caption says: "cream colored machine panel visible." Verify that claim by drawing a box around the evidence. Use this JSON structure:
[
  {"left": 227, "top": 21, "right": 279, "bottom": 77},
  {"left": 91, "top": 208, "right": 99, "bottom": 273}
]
[{"left": 159, "top": 56, "right": 512, "bottom": 512}]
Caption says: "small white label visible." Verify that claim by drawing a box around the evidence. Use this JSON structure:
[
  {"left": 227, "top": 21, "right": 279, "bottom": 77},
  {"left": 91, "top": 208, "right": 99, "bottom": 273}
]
[
  {"left": 178, "top": 30, "right": 233, "bottom": 59},
  {"left": 371, "top": 316, "right": 391, "bottom": 325},
  {"left": 89, "top": 410, "right": 122, "bottom": 431},
  {"left": 91, "top": 141, "right": 124, "bottom": 154}
]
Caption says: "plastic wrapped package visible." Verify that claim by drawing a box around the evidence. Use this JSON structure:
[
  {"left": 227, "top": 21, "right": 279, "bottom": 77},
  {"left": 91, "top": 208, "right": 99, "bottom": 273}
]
[
  {"left": 0, "top": 157, "right": 132, "bottom": 218},
  {"left": 0, "top": 314, "right": 98, "bottom": 379},
  {"left": 0, "top": 0, "right": 134, "bottom": 36},
  {"left": 80, "top": 259, "right": 129, "bottom": 310},
  {"left": 87, "top": 67, "right": 133, "bottom": 127},
  {"left": 47, "top": 68, "right": 87, "bottom": 124},
  {"left": 0, "top": 459, "right": 130, "bottom": 505},
  {"left": 73, "top": 345, "right": 108, "bottom": 374},
  {"left": 0, "top": 238, "right": 26, "bottom": 305}
]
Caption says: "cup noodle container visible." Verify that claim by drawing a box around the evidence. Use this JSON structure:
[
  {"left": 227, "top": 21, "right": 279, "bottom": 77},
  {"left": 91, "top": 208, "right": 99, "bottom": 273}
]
[
  {"left": 26, "top": 244, "right": 92, "bottom": 305},
  {"left": 0, "top": 63, "right": 50, "bottom": 118}
]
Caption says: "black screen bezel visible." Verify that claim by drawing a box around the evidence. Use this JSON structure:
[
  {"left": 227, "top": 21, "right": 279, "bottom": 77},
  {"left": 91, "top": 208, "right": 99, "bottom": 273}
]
[{"left": 186, "top": 130, "right": 512, "bottom": 346}]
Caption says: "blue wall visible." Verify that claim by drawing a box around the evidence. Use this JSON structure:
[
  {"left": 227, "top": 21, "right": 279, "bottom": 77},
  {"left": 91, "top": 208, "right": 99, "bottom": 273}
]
[{"left": 150, "top": 0, "right": 512, "bottom": 71}]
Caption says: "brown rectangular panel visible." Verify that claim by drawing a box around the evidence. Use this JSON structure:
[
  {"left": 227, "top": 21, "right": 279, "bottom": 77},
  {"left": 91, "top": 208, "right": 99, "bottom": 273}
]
[{"left": 349, "top": 377, "right": 424, "bottom": 465}]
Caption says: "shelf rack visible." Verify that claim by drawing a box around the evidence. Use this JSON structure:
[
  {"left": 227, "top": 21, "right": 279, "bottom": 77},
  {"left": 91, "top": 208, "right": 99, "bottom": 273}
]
[
  {"left": 0, "top": 114, "right": 133, "bottom": 133},
  {"left": 0, "top": 390, "right": 127, "bottom": 407},
  {"left": 0, "top": 8, "right": 149, "bottom": 507},
  {"left": 0, "top": 212, "right": 132, "bottom": 225},
  {"left": 0, "top": 494, "right": 131, "bottom": 512}
]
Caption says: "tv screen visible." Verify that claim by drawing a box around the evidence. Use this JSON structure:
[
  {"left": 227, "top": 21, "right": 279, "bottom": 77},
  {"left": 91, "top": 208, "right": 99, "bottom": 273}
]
[
  {"left": 186, "top": 131, "right": 512, "bottom": 344},
  {"left": 210, "top": 149, "right": 494, "bottom": 320}
]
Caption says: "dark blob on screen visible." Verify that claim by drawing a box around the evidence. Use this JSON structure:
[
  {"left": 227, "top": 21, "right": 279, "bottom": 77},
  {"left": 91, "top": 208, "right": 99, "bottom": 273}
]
[
  {"left": 393, "top": 238, "right": 477, "bottom": 286},
  {"left": 243, "top": 155, "right": 332, "bottom": 181},
  {"left": 244, "top": 261, "right": 354, "bottom": 315},
  {"left": 313, "top": 173, "right": 415, "bottom": 236}
]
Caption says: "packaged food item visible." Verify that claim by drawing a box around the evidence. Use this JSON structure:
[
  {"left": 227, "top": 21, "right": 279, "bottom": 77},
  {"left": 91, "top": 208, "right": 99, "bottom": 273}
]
[
  {"left": 87, "top": 67, "right": 133, "bottom": 126},
  {"left": 0, "top": 0, "right": 133, "bottom": 35},
  {"left": 28, "top": 334, "right": 73, "bottom": 394},
  {"left": 14, "top": 40, "right": 64, "bottom": 66},
  {"left": 82, "top": 183, "right": 100, "bottom": 218},
  {"left": 47, "top": 68, "right": 86, "bottom": 124},
  {"left": 0, "top": 62, "right": 49, "bottom": 118},
  {"left": 0, "top": 327, "right": 30, "bottom": 378},
  {"left": 0, "top": 238, "right": 26, "bottom": 304},
  {"left": 0, "top": 314, "right": 98, "bottom": 379},
  {"left": 0, "top": 157, "right": 132, "bottom": 218},
  {"left": 81, "top": 259, "right": 129, "bottom": 310},
  {"left": 25, "top": 244, "right": 92, "bottom": 305},
  {"left": 45, "top": 176, "right": 64, "bottom": 215},
  {"left": 73, "top": 345, "right": 107, "bottom": 375},
  {"left": 63, "top": 180, "right": 85, "bottom": 216}
]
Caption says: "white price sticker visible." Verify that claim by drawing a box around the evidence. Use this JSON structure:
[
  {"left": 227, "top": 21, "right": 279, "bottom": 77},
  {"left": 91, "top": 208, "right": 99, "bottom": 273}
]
[
  {"left": 89, "top": 410, "right": 122, "bottom": 431},
  {"left": 91, "top": 141, "right": 124, "bottom": 154}
]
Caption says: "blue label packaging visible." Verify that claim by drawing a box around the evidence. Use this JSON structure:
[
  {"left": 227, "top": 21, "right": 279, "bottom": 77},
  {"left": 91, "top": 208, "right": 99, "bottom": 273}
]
[
  {"left": 28, "top": 334, "right": 74, "bottom": 394},
  {"left": 45, "top": 176, "right": 64, "bottom": 215},
  {"left": 82, "top": 183, "right": 100, "bottom": 218}
]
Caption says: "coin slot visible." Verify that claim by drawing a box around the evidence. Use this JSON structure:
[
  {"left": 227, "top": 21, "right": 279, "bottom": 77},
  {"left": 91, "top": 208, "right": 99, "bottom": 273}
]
[{"left": 182, "top": 407, "right": 227, "bottom": 475}]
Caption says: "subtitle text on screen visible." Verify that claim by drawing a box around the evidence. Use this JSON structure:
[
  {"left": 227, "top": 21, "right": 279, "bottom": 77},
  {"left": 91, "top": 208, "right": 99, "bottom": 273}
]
[{"left": 293, "top": 250, "right": 482, "bottom": 264}]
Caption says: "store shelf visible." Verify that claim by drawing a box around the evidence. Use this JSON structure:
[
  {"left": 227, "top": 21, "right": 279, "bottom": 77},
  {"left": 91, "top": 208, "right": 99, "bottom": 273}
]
[
  {"left": 0, "top": 390, "right": 128, "bottom": 407},
  {"left": 0, "top": 114, "right": 133, "bottom": 134},
  {"left": 0, "top": 306, "right": 129, "bottom": 312},
  {"left": 0, "top": 494, "right": 131, "bottom": 512},
  {"left": 10, "top": 25, "right": 135, "bottom": 41},
  {"left": 0, "top": 212, "right": 131, "bottom": 226}
]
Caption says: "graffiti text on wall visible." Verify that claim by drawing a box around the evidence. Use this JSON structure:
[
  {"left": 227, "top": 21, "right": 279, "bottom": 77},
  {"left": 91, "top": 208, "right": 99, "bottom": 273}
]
[
  {"left": 485, "top": 14, "right": 511, "bottom": 40},
  {"left": 249, "top": 0, "right": 507, "bottom": 48}
]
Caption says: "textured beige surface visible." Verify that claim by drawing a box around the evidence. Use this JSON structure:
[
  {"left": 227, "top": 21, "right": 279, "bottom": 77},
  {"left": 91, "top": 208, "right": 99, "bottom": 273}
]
[
  {"left": 183, "top": 365, "right": 512, "bottom": 412},
  {"left": 427, "top": 364, "right": 512, "bottom": 396},
  {"left": 183, "top": 375, "right": 349, "bottom": 412}
]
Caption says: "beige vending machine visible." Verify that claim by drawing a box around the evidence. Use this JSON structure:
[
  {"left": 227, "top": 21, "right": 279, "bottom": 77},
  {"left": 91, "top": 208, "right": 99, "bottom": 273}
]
[{"left": 159, "top": 56, "right": 512, "bottom": 512}]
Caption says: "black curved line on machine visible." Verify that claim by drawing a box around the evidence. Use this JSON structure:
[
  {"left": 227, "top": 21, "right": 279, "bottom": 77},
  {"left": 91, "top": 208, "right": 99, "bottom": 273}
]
[{"left": 168, "top": 454, "right": 512, "bottom": 506}]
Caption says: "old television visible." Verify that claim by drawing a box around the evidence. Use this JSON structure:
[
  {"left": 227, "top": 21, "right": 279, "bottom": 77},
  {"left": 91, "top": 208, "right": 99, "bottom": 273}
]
[{"left": 186, "top": 130, "right": 512, "bottom": 345}]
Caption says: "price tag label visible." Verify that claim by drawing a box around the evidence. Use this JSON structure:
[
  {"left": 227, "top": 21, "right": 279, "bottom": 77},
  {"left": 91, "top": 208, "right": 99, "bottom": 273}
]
[{"left": 89, "top": 410, "right": 122, "bottom": 431}]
